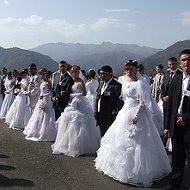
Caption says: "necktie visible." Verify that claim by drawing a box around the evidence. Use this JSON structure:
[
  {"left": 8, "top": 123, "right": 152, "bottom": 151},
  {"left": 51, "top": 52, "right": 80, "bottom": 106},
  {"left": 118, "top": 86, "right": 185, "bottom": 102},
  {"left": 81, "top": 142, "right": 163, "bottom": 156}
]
[
  {"left": 170, "top": 71, "right": 174, "bottom": 79},
  {"left": 169, "top": 71, "right": 174, "bottom": 85},
  {"left": 101, "top": 82, "right": 107, "bottom": 95},
  {"left": 178, "top": 78, "right": 190, "bottom": 115}
]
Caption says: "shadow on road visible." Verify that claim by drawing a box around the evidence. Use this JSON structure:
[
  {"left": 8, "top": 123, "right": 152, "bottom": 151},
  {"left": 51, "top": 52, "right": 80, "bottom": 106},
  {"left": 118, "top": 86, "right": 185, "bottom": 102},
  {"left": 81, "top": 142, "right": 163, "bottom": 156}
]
[
  {"left": 79, "top": 153, "right": 97, "bottom": 157},
  {"left": 0, "top": 154, "right": 10, "bottom": 159},
  {"left": 0, "top": 174, "right": 34, "bottom": 187},
  {"left": 0, "top": 165, "right": 15, "bottom": 170}
]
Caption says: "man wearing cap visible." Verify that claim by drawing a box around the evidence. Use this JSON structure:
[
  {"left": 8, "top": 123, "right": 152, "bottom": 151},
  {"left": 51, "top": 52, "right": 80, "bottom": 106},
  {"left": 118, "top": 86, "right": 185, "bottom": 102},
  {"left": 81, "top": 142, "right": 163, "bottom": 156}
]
[{"left": 95, "top": 65, "right": 122, "bottom": 137}]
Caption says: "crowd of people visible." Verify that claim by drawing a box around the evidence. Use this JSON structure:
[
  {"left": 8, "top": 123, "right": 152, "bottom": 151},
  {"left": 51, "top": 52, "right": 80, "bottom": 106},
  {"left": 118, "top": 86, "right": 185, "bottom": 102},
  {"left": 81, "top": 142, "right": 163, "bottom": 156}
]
[{"left": 0, "top": 49, "right": 190, "bottom": 189}]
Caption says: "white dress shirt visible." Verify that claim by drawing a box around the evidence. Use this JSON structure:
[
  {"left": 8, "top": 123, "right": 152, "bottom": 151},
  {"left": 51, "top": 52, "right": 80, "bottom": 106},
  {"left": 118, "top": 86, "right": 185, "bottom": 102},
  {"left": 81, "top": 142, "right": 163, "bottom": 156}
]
[
  {"left": 178, "top": 74, "right": 190, "bottom": 115},
  {"left": 98, "top": 78, "right": 113, "bottom": 112}
]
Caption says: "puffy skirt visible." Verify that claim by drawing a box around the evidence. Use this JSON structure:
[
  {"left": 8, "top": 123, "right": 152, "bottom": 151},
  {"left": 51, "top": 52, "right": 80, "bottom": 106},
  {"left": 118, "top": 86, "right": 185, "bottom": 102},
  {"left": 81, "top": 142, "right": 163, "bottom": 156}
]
[
  {"left": 5, "top": 92, "right": 31, "bottom": 130},
  {"left": 0, "top": 92, "right": 14, "bottom": 119},
  {"left": 95, "top": 102, "right": 171, "bottom": 187},
  {"left": 23, "top": 96, "right": 57, "bottom": 142},
  {"left": 86, "top": 92, "right": 96, "bottom": 112},
  {"left": 52, "top": 96, "right": 101, "bottom": 157},
  {"left": 148, "top": 96, "right": 164, "bottom": 136}
]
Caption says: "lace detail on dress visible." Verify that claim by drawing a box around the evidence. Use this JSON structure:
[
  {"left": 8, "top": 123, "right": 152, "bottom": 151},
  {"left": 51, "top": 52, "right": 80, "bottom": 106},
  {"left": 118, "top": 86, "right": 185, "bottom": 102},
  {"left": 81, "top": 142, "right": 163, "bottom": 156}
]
[{"left": 122, "top": 82, "right": 138, "bottom": 100}]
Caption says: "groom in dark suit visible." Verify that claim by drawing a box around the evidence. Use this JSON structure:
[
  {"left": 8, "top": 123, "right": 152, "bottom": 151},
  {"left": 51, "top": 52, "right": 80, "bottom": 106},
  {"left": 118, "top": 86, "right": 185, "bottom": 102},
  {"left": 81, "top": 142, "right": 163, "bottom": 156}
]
[
  {"left": 95, "top": 65, "right": 122, "bottom": 137},
  {"left": 161, "top": 57, "right": 182, "bottom": 145},
  {"left": 164, "top": 49, "right": 190, "bottom": 189},
  {"left": 52, "top": 60, "right": 74, "bottom": 120}
]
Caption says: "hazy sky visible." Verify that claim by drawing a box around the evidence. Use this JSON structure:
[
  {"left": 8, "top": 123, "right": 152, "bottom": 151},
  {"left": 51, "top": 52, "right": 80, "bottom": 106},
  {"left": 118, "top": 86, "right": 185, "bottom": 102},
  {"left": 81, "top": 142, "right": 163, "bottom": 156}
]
[{"left": 0, "top": 0, "right": 190, "bottom": 49}]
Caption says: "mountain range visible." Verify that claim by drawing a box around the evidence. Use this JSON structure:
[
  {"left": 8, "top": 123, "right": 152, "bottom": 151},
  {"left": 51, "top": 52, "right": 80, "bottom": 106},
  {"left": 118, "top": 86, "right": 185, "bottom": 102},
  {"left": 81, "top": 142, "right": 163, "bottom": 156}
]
[
  {"left": 0, "top": 47, "right": 58, "bottom": 71},
  {"left": 141, "top": 39, "right": 190, "bottom": 74},
  {"left": 0, "top": 39, "right": 189, "bottom": 76},
  {"left": 30, "top": 41, "right": 161, "bottom": 61},
  {"left": 30, "top": 41, "right": 162, "bottom": 75}
]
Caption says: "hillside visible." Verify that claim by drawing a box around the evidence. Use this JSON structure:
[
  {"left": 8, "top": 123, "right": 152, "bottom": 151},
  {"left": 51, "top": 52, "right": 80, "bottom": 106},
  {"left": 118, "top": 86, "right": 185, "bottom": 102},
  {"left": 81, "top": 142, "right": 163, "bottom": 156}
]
[
  {"left": 141, "top": 39, "right": 190, "bottom": 73},
  {"left": 0, "top": 47, "right": 58, "bottom": 71},
  {"left": 69, "top": 50, "right": 144, "bottom": 76},
  {"left": 30, "top": 41, "right": 161, "bottom": 62},
  {"left": 1, "top": 39, "right": 189, "bottom": 76}
]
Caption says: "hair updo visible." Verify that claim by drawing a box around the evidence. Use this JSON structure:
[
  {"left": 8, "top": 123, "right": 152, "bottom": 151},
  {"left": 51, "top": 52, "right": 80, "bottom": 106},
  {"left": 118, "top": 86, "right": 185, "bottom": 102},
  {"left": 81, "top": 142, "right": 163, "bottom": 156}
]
[{"left": 125, "top": 60, "right": 138, "bottom": 70}]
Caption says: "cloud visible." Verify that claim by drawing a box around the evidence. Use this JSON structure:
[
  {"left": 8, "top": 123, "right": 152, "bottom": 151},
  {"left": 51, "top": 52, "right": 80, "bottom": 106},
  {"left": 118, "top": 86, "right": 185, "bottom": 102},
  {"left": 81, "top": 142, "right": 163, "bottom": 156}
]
[
  {"left": 105, "top": 9, "right": 131, "bottom": 13},
  {"left": 0, "top": 15, "right": 135, "bottom": 35},
  {"left": 3, "top": 0, "right": 9, "bottom": 5},
  {"left": 178, "top": 10, "right": 190, "bottom": 27},
  {"left": 90, "top": 17, "right": 122, "bottom": 31},
  {"left": 0, "top": 15, "right": 136, "bottom": 48},
  {"left": 90, "top": 17, "right": 136, "bottom": 31},
  {"left": 0, "top": 15, "right": 87, "bottom": 36}
]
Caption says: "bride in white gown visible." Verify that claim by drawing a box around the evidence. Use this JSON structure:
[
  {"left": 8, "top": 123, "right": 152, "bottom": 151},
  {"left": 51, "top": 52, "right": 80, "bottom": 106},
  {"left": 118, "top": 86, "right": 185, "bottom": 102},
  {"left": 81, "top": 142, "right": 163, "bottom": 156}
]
[
  {"left": 0, "top": 72, "right": 15, "bottom": 119},
  {"left": 23, "top": 68, "right": 57, "bottom": 141},
  {"left": 5, "top": 71, "right": 31, "bottom": 130},
  {"left": 52, "top": 65, "right": 101, "bottom": 157},
  {"left": 85, "top": 69, "right": 99, "bottom": 112},
  {"left": 95, "top": 62, "right": 171, "bottom": 188}
]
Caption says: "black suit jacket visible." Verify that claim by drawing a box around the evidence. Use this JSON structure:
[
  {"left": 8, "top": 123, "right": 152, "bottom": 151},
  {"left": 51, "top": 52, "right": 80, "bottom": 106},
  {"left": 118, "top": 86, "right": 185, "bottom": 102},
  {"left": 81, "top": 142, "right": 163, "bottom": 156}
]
[
  {"left": 161, "top": 69, "right": 183, "bottom": 99},
  {"left": 54, "top": 72, "right": 74, "bottom": 112},
  {"left": 95, "top": 79, "right": 122, "bottom": 131},
  {"left": 161, "top": 70, "right": 171, "bottom": 99},
  {"left": 166, "top": 73, "right": 190, "bottom": 143},
  {"left": 161, "top": 69, "right": 183, "bottom": 126}
]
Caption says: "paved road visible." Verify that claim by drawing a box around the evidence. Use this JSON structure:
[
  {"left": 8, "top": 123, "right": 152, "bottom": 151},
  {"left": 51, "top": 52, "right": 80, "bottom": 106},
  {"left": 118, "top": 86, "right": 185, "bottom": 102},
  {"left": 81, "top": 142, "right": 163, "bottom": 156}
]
[{"left": 0, "top": 119, "right": 189, "bottom": 190}]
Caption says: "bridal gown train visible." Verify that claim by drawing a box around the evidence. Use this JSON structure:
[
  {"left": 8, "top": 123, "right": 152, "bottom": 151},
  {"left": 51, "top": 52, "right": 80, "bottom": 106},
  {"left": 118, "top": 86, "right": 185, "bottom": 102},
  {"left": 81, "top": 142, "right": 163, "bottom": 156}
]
[
  {"left": 0, "top": 78, "right": 15, "bottom": 119},
  {"left": 52, "top": 82, "right": 101, "bottom": 157},
  {"left": 5, "top": 77, "right": 31, "bottom": 130},
  {"left": 23, "top": 81, "right": 57, "bottom": 141},
  {"left": 95, "top": 76, "right": 171, "bottom": 188}
]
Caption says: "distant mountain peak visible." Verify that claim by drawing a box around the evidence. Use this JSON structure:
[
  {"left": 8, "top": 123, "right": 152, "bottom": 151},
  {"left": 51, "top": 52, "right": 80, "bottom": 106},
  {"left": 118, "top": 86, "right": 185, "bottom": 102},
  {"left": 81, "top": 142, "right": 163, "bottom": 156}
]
[
  {"left": 141, "top": 39, "right": 190, "bottom": 73},
  {"left": 0, "top": 47, "right": 58, "bottom": 71},
  {"left": 30, "top": 41, "right": 161, "bottom": 62}
]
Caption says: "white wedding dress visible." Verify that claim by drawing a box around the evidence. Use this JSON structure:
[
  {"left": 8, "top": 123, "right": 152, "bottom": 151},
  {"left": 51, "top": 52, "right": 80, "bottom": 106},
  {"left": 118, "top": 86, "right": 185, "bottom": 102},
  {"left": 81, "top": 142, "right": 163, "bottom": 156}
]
[
  {"left": 0, "top": 78, "right": 15, "bottom": 119},
  {"left": 52, "top": 82, "right": 101, "bottom": 157},
  {"left": 95, "top": 75, "right": 171, "bottom": 188},
  {"left": 5, "top": 77, "right": 31, "bottom": 130},
  {"left": 85, "top": 79, "right": 99, "bottom": 112},
  {"left": 23, "top": 81, "right": 57, "bottom": 141}
]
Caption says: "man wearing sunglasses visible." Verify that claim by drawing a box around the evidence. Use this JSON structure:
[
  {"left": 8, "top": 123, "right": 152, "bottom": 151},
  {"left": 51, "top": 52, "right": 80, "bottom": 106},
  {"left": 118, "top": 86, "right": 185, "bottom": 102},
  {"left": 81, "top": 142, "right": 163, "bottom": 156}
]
[{"left": 95, "top": 65, "right": 121, "bottom": 137}]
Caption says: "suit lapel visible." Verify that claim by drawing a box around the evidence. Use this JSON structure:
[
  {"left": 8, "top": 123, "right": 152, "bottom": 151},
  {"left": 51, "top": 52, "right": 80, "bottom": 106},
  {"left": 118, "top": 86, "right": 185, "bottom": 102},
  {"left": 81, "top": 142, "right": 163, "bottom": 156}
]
[
  {"left": 104, "top": 79, "right": 114, "bottom": 93},
  {"left": 175, "top": 75, "right": 183, "bottom": 103},
  {"left": 98, "top": 82, "right": 103, "bottom": 95},
  {"left": 165, "top": 71, "right": 170, "bottom": 89}
]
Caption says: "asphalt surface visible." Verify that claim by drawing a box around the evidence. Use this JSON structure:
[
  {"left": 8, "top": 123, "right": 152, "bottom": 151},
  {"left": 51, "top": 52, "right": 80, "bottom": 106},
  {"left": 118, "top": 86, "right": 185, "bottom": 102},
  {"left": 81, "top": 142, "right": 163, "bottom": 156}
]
[{"left": 0, "top": 119, "right": 189, "bottom": 190}]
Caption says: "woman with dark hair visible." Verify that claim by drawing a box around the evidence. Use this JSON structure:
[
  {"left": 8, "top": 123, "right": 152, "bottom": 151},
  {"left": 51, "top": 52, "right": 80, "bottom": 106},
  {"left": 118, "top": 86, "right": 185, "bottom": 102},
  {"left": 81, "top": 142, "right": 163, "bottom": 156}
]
[
  {"left": 0, "top": 72, "right": 15, "bottom": 119},
  {"left": 85, "top": 69, "right": 99, "bottom": 112},
  {"left": 23, "top": 68, "right": 57, "bottom": 141},
  {"left": 138, "top": 64, "right": 150, "bottom": 84},
  {"left": 95, "top": 61, "right": 171, "bottom": 188},
  {"left": 5, "top": 70, "right": 31, "bottom": 130}
]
